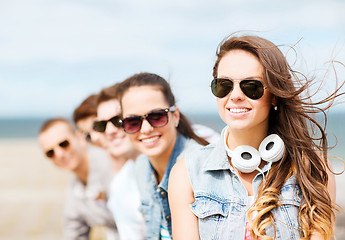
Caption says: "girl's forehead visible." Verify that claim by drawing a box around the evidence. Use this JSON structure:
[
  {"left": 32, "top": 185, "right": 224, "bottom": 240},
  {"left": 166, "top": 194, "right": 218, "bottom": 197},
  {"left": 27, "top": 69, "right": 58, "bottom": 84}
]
[
  {"left": 122, "top": 86, "right": 165, "bottom": 102},
  {"left": 218, "top": 50, "right": 264, "bottom": 80},
  {"left": 121, "top": 86, "right": 168, "bottom": 115}
]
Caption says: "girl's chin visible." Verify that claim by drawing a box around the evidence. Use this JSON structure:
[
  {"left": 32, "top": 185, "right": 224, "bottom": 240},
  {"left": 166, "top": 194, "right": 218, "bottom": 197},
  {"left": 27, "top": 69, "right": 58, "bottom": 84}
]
[{"left": 139, "top": 146, "right": 163, "bottom": 159}]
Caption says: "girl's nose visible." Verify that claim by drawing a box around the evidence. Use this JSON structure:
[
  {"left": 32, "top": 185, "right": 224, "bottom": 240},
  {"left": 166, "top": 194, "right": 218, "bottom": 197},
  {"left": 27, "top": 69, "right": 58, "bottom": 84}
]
[
  {"left": 229, "top": 82, "right": 245, "bottom": 101},
  {"left": 140, "top": 119, "right": 154, "bottom": 134}
]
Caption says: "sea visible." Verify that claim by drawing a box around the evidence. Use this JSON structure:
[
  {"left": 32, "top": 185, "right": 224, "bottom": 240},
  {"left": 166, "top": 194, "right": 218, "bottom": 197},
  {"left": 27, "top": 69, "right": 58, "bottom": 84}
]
[{"left": 0, "top": 112, "right": 344, "bottom": 171}]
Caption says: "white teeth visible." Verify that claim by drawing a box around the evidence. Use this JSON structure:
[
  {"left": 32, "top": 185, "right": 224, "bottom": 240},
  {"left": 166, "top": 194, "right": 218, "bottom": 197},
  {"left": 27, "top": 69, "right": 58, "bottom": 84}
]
[
  {"left": 229, "top": 108, "right": 249, "bottom": 113},
  {"left": 141, "top": 136, "right": 159, "bottom": 143}
]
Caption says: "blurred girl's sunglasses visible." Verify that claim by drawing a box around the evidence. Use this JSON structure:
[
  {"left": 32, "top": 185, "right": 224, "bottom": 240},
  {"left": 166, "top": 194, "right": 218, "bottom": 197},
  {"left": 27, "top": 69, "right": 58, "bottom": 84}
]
[
  {"left": 93, "top": 115, "right": 121, "bottom": 133},
  {"left": 121, "top": 106, "right": 176, "bottom": 134},
  {"left": 211, "top": 78, "right": 267, "bottom": 100},
  {"left": 45, "top": 139, "right": 70, "bottom": 158}
]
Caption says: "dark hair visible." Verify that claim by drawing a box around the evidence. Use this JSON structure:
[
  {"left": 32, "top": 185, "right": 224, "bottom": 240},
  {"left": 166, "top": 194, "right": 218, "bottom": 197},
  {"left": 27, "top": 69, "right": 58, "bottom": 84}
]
[
  {"left": 39, "top": 118, "right": 75, "bottom": 135},
  {"left": 118, "top": 72, "right": 209, "bottom": 146},
  {"left": 214, "top": 34, "right": 344, "bottom": 239},
  {"left": 96, "top": 83, "right": 120, "bottom": 107},
  {"left": 73, "top": 94, "right": 98, "bottom": 124}
]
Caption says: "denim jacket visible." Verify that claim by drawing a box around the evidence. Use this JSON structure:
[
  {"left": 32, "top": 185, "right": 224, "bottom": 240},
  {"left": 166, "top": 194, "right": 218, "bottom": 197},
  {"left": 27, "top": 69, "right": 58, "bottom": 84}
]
[
  {"left": 135, "top": 133, "right": 201, "bottom": 240},
  {"left": 185, "top": 132, "right": 303, "bottom": 240}
]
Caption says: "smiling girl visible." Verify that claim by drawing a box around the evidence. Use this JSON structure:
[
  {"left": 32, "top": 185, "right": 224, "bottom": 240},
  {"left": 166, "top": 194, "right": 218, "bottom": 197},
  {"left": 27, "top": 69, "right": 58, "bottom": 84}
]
[
  {"left": 168, "top": 35, "right": 342, "bottom": 240},
  {"left": 118, "top": 73, "right": 209, "bottom": 240}
]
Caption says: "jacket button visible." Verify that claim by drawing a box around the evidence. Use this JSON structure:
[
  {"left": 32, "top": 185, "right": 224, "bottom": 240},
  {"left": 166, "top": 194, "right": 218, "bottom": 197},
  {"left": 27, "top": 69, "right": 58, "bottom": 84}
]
[
  {"left": 166, "top": 215, "right": 171, "bottom": 221},
  {"left": 160, "top": 190, "right": 167, "bottom": 198}
]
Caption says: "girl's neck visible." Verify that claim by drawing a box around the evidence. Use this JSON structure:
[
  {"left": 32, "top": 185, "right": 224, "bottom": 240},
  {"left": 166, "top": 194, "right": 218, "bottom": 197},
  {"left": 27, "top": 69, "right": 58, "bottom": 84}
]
[
  {"left": 149, "top": 132, "right": 177, "bottom": 183},
  {"left": 226, "top": 125, "right": 269, "bottom": 150},
  {"left": 225, "top": 127, "right": 269, "bottom": 195}
]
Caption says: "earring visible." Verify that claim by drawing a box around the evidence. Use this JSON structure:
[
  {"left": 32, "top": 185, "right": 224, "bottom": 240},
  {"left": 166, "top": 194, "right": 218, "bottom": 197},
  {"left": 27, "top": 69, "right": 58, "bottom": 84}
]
[
  {"left": 274, "top": 106, "right": 278, "bottom": 111},
  {"left": 175, "top": 122, "right": 179, "bottom": 128}
]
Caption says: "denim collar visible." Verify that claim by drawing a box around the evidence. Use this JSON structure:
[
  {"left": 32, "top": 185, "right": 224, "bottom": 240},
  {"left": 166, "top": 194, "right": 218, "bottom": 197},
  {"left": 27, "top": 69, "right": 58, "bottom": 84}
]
[
  {"left": 202, "top": 127, "right": 271, "bottom": 174},
  {"left": 148, "top": 133, "right": 187, "bottom": 192}
]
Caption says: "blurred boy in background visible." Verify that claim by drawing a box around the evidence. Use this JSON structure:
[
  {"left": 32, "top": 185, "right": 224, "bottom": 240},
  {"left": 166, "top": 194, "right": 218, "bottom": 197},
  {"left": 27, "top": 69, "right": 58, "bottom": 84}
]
[
  {"left": 38, "top": 118, "right": 118, "bottom": 240},
  {"left": 73, "top": 94, "right": 107, "bottom": 148},
  {"left": 94, "top": 84, "right": 146, "bottom": 239}
]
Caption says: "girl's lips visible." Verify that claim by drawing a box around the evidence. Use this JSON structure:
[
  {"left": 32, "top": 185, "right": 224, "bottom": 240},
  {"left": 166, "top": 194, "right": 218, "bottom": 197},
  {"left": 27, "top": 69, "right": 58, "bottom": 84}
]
[
  {"left": 139, "top": 135, "right": 160, "bottom": 147},
  {"left": 227, "top": 107, "right": 251, "bottom": 118},
  {"left": 228, "top": 107, "right": 251, "bottom": 113}
]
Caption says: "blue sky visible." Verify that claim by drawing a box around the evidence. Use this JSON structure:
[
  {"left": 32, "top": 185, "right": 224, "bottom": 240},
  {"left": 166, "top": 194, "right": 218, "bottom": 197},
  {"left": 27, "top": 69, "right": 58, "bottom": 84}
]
[{"left": 1, "top": 0, "right": 345, "bottom": 118}]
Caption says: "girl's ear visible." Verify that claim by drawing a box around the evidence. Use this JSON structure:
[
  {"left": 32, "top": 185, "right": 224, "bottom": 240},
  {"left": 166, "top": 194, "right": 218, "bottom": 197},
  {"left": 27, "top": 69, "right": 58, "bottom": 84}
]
[
  {"left": 272, "top": 96, "right": 278, "bottom": 108},
  {"left": 173, "top": 106, "right": 180, "bottom": 128}
]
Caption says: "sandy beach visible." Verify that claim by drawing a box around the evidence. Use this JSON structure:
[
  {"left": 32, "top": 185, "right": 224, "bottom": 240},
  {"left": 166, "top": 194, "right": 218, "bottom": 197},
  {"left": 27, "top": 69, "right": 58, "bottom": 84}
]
[
  {"left": 0, "top": 138, "right": 344, "bottom": 239},
  {"left": 0, "top": 139, "right": 71, "bottom": 239}
]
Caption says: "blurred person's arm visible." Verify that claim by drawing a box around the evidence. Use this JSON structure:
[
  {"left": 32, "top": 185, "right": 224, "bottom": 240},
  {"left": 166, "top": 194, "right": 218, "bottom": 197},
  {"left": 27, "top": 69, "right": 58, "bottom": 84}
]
[
  {"left": 62, "top": 188, "right": 90, "bottom": 240},
  {"left": 63, "top": 215, "right": 90, "bottom": 240}
]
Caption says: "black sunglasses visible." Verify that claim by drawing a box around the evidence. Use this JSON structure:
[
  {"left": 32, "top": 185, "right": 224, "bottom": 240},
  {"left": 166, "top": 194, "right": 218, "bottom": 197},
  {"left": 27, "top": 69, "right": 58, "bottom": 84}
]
[
  {"left": 121, "top": 106, "right": 176, "bottom": 134},
  {"left": 45, "top": 139, "right": 70, "bottom": 158},
  {"left": 211, "top": 78, "right": 267, "bottom": 100},
  {"left": 93, "top": 115, "right": 122, "bottom": 133}
]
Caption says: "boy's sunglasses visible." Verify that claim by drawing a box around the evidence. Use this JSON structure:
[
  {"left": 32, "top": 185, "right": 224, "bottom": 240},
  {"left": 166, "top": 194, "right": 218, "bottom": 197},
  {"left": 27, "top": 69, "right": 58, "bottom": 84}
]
[
  {"left": 45, "top": 139, "right": 70, "bottom": 158},
  {"left": 121, "top": 106, "right": 176, "bottom": 134},
  {"left": 93, "top": 115, "right": 121, "bottom": 133},
  {"left": 211, "top": 78, "right": 267, "bottom": 100},
  {"left": 82, "top": 132, "right": 91, "bottom": 142}
]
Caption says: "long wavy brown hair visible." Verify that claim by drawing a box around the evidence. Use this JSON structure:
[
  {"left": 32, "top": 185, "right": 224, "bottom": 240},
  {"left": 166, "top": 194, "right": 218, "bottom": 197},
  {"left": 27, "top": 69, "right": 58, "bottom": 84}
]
[{"left": 213, "top": 34, "right": 344, "bottom": 239}]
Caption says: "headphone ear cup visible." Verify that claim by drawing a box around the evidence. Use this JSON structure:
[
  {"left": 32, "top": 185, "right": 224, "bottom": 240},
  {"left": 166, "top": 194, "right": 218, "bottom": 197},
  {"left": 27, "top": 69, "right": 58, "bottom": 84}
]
[
  {"left": 259, "top": 134, "right": 285, "bottom": 163},
  {"left": 231, "top": 145, "right": 261, "bottom": 173}
]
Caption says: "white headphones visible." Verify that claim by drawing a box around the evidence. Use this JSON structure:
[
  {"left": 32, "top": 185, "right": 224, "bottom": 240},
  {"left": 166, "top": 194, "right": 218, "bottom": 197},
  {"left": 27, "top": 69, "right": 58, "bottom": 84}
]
[{"left": 222, "top": 127, "right": 285, "bottom": 173}]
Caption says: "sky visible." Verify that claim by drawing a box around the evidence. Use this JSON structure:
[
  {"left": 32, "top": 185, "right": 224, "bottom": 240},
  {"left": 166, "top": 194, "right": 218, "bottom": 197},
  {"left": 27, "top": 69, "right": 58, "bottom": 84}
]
[{"left": 1, "top": 0, "right": 345, "bottom": 118}]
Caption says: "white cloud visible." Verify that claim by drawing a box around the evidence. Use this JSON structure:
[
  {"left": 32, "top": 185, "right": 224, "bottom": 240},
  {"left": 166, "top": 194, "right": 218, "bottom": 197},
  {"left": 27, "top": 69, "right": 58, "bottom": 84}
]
[
  {"left": 0, "top": 0, "right": 344, "bottom": 117},
  {"left": 1, "top": 0, "right": 344, "bottom": 63}
]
